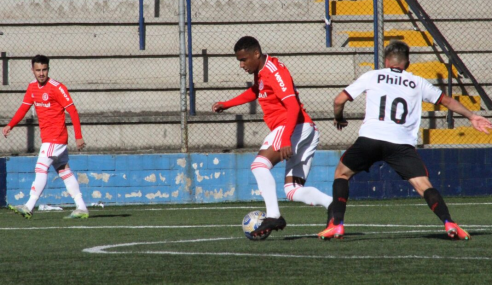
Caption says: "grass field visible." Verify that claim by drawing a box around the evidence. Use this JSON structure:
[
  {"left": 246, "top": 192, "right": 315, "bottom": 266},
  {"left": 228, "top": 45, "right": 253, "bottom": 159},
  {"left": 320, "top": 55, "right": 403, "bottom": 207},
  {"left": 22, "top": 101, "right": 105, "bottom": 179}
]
[{"left": 1, "top": 197, "right": 492, "bottom": 285}]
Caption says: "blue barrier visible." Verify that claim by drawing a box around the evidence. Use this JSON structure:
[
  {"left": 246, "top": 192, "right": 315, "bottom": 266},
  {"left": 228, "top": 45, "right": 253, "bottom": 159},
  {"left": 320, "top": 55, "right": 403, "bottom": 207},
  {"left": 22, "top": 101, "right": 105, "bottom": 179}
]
[
  {"left": 0, "top": 158, "right": 6, "bottom": 206},
  {"left": 4, "top": 149, "right": 492, "bottom": 206}
]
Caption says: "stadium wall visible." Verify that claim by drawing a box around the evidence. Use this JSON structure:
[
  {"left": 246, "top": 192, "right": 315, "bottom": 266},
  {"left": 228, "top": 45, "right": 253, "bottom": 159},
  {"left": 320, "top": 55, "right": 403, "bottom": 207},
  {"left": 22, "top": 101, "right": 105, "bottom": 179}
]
[
  {"left": 0, "top": 158, "right": 6, "bottom": 207},
  {"left": 3, "top": 148, "right": 492, "bottom": 206}
]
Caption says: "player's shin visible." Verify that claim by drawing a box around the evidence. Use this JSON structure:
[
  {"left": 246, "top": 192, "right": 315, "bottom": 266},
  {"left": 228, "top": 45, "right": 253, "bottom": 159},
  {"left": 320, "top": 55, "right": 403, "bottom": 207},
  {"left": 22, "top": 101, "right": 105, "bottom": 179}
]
[
  {"left": 59, "top": 168, "right": 87, "bottom": 211},
  {"left": 25, "top": 161, "right": 50, "bottom": 211},
  {"left": 423, "top": 188, "right": 453, "bottom": 223},
  {"left": 332, "top": 178, "right": 350, "bottom": 225},
  {"left": 251, "top": 156, "right": 280, "bottom": 218},
  {"left": 284, "top": 183, "right": 332, "bottom": 208}
]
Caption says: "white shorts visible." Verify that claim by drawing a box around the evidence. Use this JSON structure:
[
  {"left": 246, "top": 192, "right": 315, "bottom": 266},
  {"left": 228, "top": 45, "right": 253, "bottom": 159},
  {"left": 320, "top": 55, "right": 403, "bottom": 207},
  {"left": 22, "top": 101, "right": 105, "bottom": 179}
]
[
  {"left": 260, "top": 123, "right": 319, "bottom": 180},
  {"left": 38, "top": 143, "right": 69, "bottom": 170}
]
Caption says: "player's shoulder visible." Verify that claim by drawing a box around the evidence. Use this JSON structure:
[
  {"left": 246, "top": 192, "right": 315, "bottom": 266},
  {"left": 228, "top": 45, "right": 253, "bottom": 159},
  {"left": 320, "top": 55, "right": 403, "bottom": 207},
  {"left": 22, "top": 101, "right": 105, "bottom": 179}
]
[
  {"left": 47, "top": 78, "right": 62, "bottom": 87},
  {"left": 262, "top": 55, "right": 289, "bottom": 75},
  {"left": 262, "top": 56, "right": 279, "bottom": 74},
  {"left": 402, "top": 70, "right": 429, "bottom": 85}
]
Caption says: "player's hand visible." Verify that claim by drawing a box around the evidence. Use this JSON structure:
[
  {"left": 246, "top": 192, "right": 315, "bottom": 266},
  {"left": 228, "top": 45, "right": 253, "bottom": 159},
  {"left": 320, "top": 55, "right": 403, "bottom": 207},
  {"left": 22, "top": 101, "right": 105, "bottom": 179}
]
[
  {"left": 76, "top": 138, "right": 86, "bottom": 151},
  {"left": 334, "top": 118, "right": 348, "bottom": 130},
  {"left": 279, "top": 146, "right": 292, "bottom": 161},
  {"left": 212, "top": 102, "right": 226, "bottom": 113},
  {"left": 470, "top": 114, "right": 492, "bottom": 134},
  {"left": 2, "top": 125, "right": 11, "bottom": 138}
]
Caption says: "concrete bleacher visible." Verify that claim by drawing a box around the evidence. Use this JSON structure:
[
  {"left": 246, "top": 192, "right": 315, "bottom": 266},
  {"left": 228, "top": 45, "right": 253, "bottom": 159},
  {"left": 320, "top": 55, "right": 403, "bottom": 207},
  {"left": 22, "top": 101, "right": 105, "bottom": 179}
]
[{"left": 1, "top": 0, "right": 491, "bottom": 153}]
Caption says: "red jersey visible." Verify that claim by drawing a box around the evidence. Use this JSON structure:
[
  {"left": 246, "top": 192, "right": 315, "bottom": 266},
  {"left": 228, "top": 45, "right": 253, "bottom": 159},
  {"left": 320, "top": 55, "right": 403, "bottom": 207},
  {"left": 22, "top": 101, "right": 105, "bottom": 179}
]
[
  {"left": 254, "top": 56, "right": 312, "bottom": 130},
  {"left": 21, "top": 78, "right": 77, "bottom": 144},
  {"left": 222, "top": 55, "right": 313, "bottom": 149}
]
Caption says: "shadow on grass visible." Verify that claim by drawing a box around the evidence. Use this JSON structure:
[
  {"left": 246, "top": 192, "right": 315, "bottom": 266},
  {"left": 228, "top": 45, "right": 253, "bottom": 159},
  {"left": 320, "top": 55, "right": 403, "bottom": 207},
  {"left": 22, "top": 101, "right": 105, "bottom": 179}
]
[
  {"left": 280, "top": 231, "right": 491, "bottom": 242},
  {"left": 89, "top": 214, "right": 132, "bottom": 218}
]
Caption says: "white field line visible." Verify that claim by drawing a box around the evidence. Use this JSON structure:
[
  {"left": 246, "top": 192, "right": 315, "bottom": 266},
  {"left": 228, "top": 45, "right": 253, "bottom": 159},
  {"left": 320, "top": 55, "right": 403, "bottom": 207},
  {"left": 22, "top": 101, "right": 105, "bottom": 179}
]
[
  {"left": 2, "top": 202, "right": 492, "bottom": 215},
  {"left": 1, "top": 224, "right": 492, "bottom": 231},
  {"left": 133, "top": 202, "right": 492, "bottom": 211},
  {"left": 82, "top": 236, "right": 492, "bottom": 260}
]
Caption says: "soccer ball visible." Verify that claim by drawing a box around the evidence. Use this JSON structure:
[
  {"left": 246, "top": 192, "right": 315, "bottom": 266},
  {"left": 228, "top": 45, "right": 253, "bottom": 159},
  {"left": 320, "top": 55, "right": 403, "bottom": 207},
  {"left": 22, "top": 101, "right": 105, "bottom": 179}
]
[{"left": 242, "top": 210, "right": 271, "bottom": 241}]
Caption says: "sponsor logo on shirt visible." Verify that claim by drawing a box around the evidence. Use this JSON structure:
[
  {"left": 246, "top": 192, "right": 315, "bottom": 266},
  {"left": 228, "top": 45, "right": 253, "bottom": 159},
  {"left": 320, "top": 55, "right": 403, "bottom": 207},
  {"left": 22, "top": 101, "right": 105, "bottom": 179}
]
[
  {"left": 377, "top": 74, "right": 416, "bottom": 89},
  {"left": 259, "top": 80, "right": 264, "bottom": 91},
  {"left": 259, "top": 92, "right": 267, "bottom": 98},
  {"left": 31, "top": 93, "right": 34, "bottom": 98},
  {"left": 34, "top": 102, "right": 51, "bottom": 108},
  {"left": 274, "top": 72, "right": 288, "bottom": 92},
  {"left": 42, "top": 93, "right": 49, "bottom": 101},
  {"left": 59, "top": 87, "right": 70, "bottom": 101}
]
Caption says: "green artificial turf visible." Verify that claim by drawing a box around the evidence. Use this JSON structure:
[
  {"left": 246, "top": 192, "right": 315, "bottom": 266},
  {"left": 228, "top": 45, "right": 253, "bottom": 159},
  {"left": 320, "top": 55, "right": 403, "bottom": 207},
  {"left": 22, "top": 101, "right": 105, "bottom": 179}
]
[{"left": 1, "top": 197, "right": 491, "bottom": 285}]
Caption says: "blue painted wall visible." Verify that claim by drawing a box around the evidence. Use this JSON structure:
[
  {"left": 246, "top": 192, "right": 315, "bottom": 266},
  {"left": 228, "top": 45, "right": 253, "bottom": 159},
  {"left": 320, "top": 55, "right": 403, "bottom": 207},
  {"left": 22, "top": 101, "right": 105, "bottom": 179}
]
[
  {"left": 0, "top": 158, "right": 6, "bottom": 207},
  {"left": 2, "top": 149, "right": 492, "bottom": 206}
]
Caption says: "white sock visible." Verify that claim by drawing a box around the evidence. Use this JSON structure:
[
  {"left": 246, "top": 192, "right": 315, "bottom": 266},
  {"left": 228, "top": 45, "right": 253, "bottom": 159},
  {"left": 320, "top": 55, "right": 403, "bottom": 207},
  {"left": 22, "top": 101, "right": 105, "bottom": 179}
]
[
  {"left": 284, "top": 183, "right": 333, "bottom": 208},
  {"left": 25, "top": 159, "right": 50, "bottom": 211},
  {"left": 59, "top": 168, "right": 87, "bottom": 211},
  {"left": 251, "top": 155, "right": 281, "bottom": 218}
]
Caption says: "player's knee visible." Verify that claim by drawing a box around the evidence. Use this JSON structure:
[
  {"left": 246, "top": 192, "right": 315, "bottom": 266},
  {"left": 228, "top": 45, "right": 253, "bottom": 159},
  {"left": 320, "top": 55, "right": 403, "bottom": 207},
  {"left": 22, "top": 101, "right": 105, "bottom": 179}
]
[
  {"left": 408, "top": 176, "right": 432, "bottom": 195},
  {"left": 283, "top": 183, "right": 299, "bottom": 201},
  {"left": 250, "top": 155, "right": 273, "bottom": 172},
  {"left": 58, "top": 168, "right": 74, "bottom": 180}
]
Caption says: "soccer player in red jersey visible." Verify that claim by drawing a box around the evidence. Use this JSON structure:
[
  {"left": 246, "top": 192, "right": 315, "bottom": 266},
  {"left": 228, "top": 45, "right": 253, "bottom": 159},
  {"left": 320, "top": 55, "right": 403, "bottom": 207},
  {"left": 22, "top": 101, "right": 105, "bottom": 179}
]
[
  {"left": 213, "top": 36, "right": 333, "bottom": 237},
  {"left": 3, "top": 55, "right": 89, "bottom": 219}
]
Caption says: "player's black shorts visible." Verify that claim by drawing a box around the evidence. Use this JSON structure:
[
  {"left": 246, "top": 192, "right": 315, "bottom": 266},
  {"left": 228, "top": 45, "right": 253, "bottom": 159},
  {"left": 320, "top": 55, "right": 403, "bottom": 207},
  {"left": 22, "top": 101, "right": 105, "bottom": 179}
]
[{"left": 341, "top": 136, "right": 428, "bottom": 180}]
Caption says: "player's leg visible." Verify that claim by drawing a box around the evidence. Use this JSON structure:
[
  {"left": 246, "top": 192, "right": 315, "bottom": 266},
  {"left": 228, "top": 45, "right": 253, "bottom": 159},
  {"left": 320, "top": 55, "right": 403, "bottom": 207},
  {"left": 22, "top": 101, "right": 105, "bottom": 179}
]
[
  {"left": 283, "top": 123, "right": 332, "bottom": 208},
  {"left": 408, "top": 176, "right": 470, "bottom": 240},
  {"left": 251, "top": 147, "right": 281, "bottom": 218},
  {"left": 319, "top": 137, "right": 377, "bottom": 239},
  {"left": 386, "top": 144, "right": 470, "bottom": 240},
  {"left": 249, "top": 127, "right": 285, "bottom": 237},
  {"left": 52, "top": 145, "right": 89, "bottom": 219},
  {"left": 9, "top": 143, "right": 54, "bottom": 219}
]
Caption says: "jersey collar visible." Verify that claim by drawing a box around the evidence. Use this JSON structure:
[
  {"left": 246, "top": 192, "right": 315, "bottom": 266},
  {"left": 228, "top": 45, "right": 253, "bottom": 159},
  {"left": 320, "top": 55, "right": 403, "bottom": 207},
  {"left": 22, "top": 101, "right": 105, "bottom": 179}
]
[{"left": 389, "top": 67, "right": 403, "bottom": 73}]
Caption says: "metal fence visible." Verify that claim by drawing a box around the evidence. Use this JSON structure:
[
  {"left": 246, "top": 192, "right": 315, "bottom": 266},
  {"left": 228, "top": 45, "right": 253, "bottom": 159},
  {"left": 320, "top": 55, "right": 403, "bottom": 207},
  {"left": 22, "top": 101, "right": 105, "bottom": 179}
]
[{"left": 1, "top": 0, "right": 491, "bottom": 156}]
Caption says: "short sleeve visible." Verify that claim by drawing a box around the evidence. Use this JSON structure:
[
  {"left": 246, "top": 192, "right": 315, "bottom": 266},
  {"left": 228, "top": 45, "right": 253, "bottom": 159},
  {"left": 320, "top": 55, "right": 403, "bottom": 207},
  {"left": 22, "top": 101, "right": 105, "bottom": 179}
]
[
  {"left": 344, "top": 71, "right": 374, "bottom": 100},
  {"left": 420, "top": 78, "right": 443, "bottom": 104}
]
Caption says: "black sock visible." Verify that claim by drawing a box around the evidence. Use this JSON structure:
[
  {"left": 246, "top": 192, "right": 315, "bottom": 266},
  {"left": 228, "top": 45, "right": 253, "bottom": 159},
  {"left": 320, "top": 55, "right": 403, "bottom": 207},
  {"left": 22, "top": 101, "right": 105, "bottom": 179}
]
[
  {"left": 332, "top": 178, "right": 349, "bottom": 225},
  {"left": 423, "top": 188, "right": 453, "bottom": 223},
  {"left": 327, "top": 203, "right": 333, "bottom": 226}
]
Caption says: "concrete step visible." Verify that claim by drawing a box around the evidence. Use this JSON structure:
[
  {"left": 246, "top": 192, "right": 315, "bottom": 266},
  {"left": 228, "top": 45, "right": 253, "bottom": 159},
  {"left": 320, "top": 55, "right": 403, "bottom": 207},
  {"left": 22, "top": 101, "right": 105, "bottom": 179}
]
[
  {"left": 360, "top": 61, "right": 459, "bottom": 79},
  {"left": 328, "top": 0, "right": 409, "bottom": 16},
  {"left": 421, "top": 126, "right": 492, "bottom": 144},
  {"left": 422, "top": 95, "right": 481, "bottom": 111},
  {"left": 343, "top": 30, "right": 433, "bottom": 47}
]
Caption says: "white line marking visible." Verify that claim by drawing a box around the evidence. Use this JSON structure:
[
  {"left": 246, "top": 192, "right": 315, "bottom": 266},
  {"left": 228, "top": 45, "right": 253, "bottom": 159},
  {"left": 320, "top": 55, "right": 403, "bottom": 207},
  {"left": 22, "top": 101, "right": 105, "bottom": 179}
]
[
  {"left": 82, "top": 236, "right": 492, "bottom": 260},
  {"left": 3, "top": 202, "right": 491, "bottom": 216},
  {"left": 134, "top": 202, "right": 492, "bottom": 211},
  {"left": 1, "top": 224, "right": 492, "bottom": 231}
]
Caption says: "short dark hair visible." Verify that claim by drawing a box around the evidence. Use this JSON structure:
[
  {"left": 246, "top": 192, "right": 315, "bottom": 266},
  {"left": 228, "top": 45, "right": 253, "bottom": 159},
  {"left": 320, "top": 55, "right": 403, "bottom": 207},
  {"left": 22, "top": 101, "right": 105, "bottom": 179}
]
[
  {"left": 32, "top": 54, "right": 49, "bottom": 67},
  {"left": 384, "top": 40, "right": 410, "bottom": 63},
  {"left": 234, "top": 36, "right": 262, "bottom": 54}
]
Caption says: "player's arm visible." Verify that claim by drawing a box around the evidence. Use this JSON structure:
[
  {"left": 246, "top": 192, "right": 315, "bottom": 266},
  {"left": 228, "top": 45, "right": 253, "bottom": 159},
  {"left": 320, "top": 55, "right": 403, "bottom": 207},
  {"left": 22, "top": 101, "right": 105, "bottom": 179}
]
[
  {"left": 3, "top": 88, "right": 34, "bottom": 138},
  {"left": 439, "top": 94, "right": 492, "bottom": 134},
  {"left": 65, "top": 105, "right": 85, "bottom": 150},
  {"left": 3, "top": 104, "right": 31, "bottom": 138},
  {"left": 333, "top": 90, "right": 351, "bottom": 130},
  {"left": 278, "top": 96, "right": 300, "bottom": 161},
  {"left": 56, "top": 84, "right": 86, "bottom": 150},
  {"left": 271, "top": 67, "right": 299, "bottom": 161},
  {"left": 212, "top": 86, "right": 258, "bottom": 113}
]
